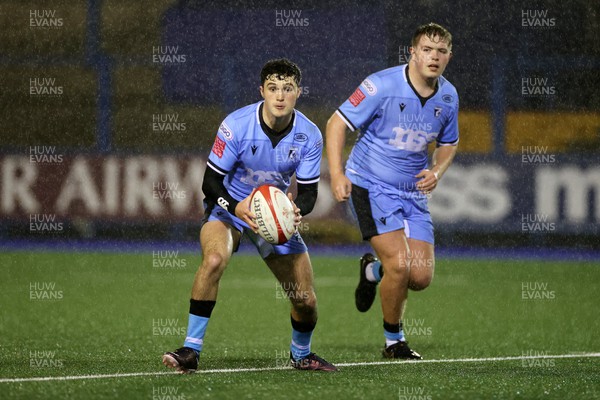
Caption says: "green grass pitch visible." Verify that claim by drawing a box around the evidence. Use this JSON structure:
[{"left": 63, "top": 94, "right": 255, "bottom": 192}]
[{"left": 1, "top": 251, "right": 599, "bottom": 399}]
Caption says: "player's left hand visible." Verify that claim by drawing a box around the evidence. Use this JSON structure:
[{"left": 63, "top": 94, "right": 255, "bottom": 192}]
[
  {"left": 415, "top": 169, "right": 439, "bottom": 194},
  {"left": 288, "top": 193, "right": 302, "bottom": 229}
]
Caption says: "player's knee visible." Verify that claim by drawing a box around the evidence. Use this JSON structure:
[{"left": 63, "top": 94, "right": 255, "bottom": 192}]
[
  {"left": 409, "top": 274, "right": 433, "bottom": 291},
  {"left": 408, "top": 256, "right": 434, "bottom": 290},
  {"left": 201, "top": 252, "right": 227, "bottom": 277}
]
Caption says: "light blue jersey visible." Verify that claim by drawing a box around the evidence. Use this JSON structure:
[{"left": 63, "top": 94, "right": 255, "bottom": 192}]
[
  {"left": 207, "top": 101, "right": 323, "bottom": 201},
  {"left": 337, "top": 64, "right": 459, "bottom": 192}
]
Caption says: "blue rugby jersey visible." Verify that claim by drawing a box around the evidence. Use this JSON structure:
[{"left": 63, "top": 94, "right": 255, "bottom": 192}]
[
  {"left": 337, "top": 64, "right": 459, "bottom": 191},
  {"left": 207, "top": 101, "right": 322, "bottom": 202}
]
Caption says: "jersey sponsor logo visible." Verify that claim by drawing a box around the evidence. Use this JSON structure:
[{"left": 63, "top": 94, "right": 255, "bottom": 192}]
[
  {"left": 434, "top": 107, "right": 442, "bottom": 118},
  {"left": 217, "top": 197, "right": 230, "bottom": 210},
  {"left": 442, "top": 94, "right": 453, "bottom": 103},
  {"left": 360, "top": 78, "right": 377, "bottom": 96},
  {"left": 349, "top": 87, "right": 366, "bottom": 107},
  {"left": 389, "top": 127, "right": 439, "bottom": 152},
  {"left": 219, "top": 122, "right": 234, "bottom": 141},
  {"left": 251, "top": 145, "right": 258, "bottom": 155},
  {"left": 212, "top": 136, "right": 226, "bottom": 158},
  {"left": 294, "top": 133, "right": 308, "bottom": 142},
  {"left": 379, "top": 217, "right": 387, "bottom": 225},
  {"left": 240, "top": 168, "right": 284, "bottom": 187},
  {"left": 400, "top": 103, "right": 407, "bottom": 112}
]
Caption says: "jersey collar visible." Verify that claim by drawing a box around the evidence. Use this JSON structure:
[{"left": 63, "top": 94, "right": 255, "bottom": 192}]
[
  {"left": 257, "top": 102, "right": 296, "bottom": 148},
  {"left": 404, "top": 64, "right": 439, "bottom": 107}
]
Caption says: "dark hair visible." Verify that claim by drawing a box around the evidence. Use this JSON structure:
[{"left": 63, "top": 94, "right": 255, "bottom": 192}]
[
  {"left": 411, "top": 23, "right": 452, "bottom": 48},
  {"left": 260, "top": 58, "right": 302, "bottom": 86}
]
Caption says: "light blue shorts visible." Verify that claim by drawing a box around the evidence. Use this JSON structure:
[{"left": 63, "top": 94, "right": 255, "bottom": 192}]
[
  {"left": 349, "top": 184, "right": 434, "bottom": 244},
  {"left": 203, "top": 202, "right": 308, "bottom": 259}
]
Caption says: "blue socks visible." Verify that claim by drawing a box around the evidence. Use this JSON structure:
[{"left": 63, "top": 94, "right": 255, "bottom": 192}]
[
  {"left": 365, "top": 260, "right": 383, "bottom": 283},
  {"left": 291, "top": 329, "right": 312, "bottom": 360},
  {"left": 183, "top": 303, "right": 317, "bottom": 361},
  {"left": 290, "top": 317, "right": 315, "bottom": 360},
  {"left": 183, "top": 314, "right": 210, "bottom": 353},
  {"left": 372, "top": 260, "right": 383, "bottom": 282},
  {"left": 184, "top": 299, "right": 216, "bottom": 354},
  {"left": 383, "top": 320, "right": 405, "bottom": 347}
]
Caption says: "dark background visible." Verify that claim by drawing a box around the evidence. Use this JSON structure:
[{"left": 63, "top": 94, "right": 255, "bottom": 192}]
[{"left": 0, "top": 0, "right": 598, "bottom": 249}]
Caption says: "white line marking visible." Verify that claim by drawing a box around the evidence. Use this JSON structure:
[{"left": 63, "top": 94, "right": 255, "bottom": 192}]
[
  {"left": 336, "top": 352, "right": 600, "bottom": 366},
  {"left": 1, "top": 352, "right": 599, "bottom": 383}
]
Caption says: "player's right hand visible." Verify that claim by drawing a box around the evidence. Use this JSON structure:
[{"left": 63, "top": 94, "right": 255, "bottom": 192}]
[
  {"left": 331, "top": 173, "right": 352, "bottom": 202},
  {"left": 235, "top": 196, "right": 258, "bottom": 232}
]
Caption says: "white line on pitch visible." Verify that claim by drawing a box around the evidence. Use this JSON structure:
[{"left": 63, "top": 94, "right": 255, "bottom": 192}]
[{"left": 1, "top": 352, "right": 599, "bottom": 384}]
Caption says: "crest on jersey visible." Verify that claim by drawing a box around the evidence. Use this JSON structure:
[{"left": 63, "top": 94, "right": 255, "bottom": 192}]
[
  {"left": 288, "top": 149, "right": 297, "bottom": 161},
  {"left": 287, "top": 146, "right": 299, "bottom": 161}
]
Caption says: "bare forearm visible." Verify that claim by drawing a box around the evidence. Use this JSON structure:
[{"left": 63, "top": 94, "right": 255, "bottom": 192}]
[
  {"left": 326, "top": 113, "right": 353, "bottom": 201},
  {"left": 431, "top": 145, "right": 458, "bottom": 179},
  {"left": 325, "top": 113, "right": 348, "bottom": 177}
]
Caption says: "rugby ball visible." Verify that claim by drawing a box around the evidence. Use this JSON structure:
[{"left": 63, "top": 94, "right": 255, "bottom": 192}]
[{"left": 250, "top": 185, "right": 296, "bottom": 244}]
